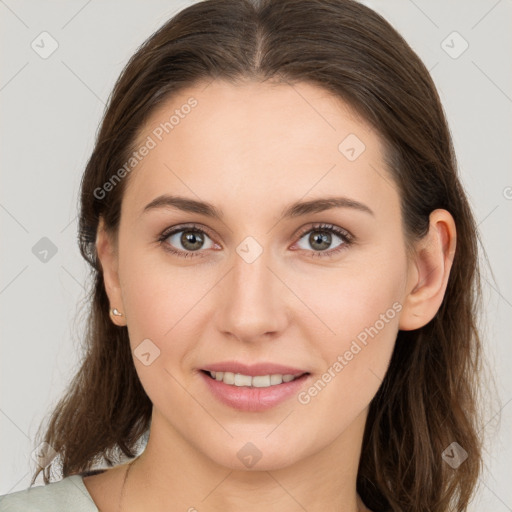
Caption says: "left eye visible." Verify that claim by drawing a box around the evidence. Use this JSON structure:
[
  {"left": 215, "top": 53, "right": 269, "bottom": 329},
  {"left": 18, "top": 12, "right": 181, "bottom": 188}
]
[{"left": 293, "top": 224, "right": 351, "bottom": 257}]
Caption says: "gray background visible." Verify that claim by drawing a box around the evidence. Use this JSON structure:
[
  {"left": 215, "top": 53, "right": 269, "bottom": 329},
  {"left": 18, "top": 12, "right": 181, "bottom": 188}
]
[{"left": 1, "top": 0, "right": 511, "bottom": 509}]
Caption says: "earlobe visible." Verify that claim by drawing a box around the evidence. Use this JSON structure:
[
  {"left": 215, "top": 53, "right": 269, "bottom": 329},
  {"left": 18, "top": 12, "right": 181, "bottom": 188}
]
[
  {"left": 96, "top": 217, "right": 126, "bottom": 326},
  {"left": 399, "top": 209, "right": 456, "bottom": 331}
]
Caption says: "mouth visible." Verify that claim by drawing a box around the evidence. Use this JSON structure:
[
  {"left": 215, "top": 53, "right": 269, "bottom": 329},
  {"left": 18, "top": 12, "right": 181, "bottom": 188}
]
[
  {"left": 198, "top": 363, "right": 311, "bottom": 412},
  {"left": 200, "top": 369, "right": 309, "bottom": 388}
]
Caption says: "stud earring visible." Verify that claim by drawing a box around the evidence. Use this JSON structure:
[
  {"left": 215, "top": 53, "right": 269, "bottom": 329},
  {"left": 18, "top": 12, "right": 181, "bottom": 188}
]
[{"left": 110, "top": 308, "right": 123, "bottom": 317}]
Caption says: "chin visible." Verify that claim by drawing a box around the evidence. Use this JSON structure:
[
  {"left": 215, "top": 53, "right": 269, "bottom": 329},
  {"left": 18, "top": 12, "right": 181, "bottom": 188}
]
[{"left": 201, "top": 435, "right": 309, "bottom": 472}]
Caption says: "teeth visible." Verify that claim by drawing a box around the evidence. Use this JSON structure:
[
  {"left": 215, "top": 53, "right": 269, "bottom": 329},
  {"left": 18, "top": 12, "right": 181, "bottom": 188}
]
[
  {"left": 253, "top": 375, "right": 271, "bottom": 387},
  {"left": 208, "top": 371, "right": 301, "bottom": 388},
  {"left": 234, "top": 373, "right": 252, "bottom": 386},
  {"left": 223, "top": 372, "right": 235, "bottom": 385}
]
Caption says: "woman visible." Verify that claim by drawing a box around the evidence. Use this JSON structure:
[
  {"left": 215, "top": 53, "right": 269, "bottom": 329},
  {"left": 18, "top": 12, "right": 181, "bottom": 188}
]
[{"left": 0, "top": 0, "right": 483, "bottom": 510}]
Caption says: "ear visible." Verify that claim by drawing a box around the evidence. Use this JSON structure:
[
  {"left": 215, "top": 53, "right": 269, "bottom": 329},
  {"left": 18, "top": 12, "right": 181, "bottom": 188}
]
[
  {"left": 399, "top": 209, "right": 456, "bottom": 331},
  {"left": 96, "top": 216, "right": 127, "bottom": 326}
]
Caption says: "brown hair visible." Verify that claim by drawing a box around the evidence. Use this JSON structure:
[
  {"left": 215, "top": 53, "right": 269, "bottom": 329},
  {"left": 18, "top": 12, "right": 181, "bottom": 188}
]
[{"left": 32, "top": 0, "right": 484, "bottom": 509}]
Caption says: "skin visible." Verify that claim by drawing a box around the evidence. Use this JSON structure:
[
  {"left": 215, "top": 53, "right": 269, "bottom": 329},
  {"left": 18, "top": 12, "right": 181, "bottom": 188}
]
[{"left": 85, "top": 79, "right": 456, "bottom": 512}]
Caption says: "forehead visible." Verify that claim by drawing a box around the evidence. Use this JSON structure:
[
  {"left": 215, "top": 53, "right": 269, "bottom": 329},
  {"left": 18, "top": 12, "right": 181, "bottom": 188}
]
[{"left": 123, "top": 79, "right": 397, "bottom": 219}]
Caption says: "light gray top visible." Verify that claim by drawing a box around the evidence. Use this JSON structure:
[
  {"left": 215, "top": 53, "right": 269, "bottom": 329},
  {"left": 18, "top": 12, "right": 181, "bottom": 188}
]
[{"left": 0, "top": 474, "right": 99, "bottom": 512}]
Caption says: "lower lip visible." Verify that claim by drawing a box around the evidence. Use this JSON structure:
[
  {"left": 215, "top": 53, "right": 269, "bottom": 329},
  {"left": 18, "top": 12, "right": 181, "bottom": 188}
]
[{"left": 199, "top": 371, "right": 310, "bottom": 412}]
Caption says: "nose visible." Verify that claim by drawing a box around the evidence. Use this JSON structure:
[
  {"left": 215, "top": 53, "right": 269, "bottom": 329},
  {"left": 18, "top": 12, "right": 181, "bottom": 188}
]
[{"left": 214, "top": 244, "right": 288, "bottom": 344}]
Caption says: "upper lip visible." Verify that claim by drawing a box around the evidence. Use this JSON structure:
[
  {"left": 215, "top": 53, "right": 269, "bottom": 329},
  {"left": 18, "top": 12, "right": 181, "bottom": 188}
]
[{"left": 201, "top": 361, "right": 308, "bottom": 377}]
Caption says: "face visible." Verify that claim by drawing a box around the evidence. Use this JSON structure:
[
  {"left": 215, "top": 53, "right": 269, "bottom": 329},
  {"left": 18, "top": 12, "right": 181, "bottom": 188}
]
[{"left": 99, "top": 79, "right": 416, "bottom": 471}]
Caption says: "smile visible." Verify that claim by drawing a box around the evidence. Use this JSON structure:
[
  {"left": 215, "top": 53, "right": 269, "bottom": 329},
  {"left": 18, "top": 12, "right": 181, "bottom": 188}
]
[
  {"left": 206, "top": 370, "right": 304, "bottom": 388},
  {"left": 199, "top": 369, "right": 311, "bottom": 412}
]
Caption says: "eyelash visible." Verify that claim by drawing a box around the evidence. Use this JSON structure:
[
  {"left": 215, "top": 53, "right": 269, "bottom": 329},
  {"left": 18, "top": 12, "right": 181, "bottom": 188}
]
[{"left": 157, "top": 222, "right": 354, "bottom": 259}]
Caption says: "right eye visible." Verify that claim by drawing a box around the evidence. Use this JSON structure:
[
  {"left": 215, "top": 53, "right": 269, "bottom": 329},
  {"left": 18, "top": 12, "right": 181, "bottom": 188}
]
[{"left": 158, "top": 224, "right": 217, "bottom": 258}]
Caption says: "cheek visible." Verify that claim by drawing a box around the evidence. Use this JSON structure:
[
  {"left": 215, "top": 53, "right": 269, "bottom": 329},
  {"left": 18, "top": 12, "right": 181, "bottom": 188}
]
[
  {"left": 294, "top": 252, "right": 406, "bottom": 347},
  {"left": 117, "top": 250, "right": 211, "bottom": 409},
  {"left": 293, "top": 252, "right": 405, "bottom": 408},
  {"left": 117, "top": 245, "right": 209, "bottom": 355},
  {"left": 294, "top": 291, "right": 401, "bottom": 444}
]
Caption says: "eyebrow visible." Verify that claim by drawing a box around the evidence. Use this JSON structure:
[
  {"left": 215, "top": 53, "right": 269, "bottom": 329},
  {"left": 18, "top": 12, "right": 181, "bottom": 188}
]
[{"left": 141, "top": 194, "right": 374, "bottom": 220}]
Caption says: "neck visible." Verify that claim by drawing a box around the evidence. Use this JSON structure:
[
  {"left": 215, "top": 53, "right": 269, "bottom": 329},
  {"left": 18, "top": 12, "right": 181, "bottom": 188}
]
[{"left": 120, "top": 408, "right": 369, "bottom": 512}]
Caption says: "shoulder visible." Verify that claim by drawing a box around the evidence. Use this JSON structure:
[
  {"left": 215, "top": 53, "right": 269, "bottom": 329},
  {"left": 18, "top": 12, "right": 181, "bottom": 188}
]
[{"left": 0, "top": 474, "right": 99, "bottom": 512}]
